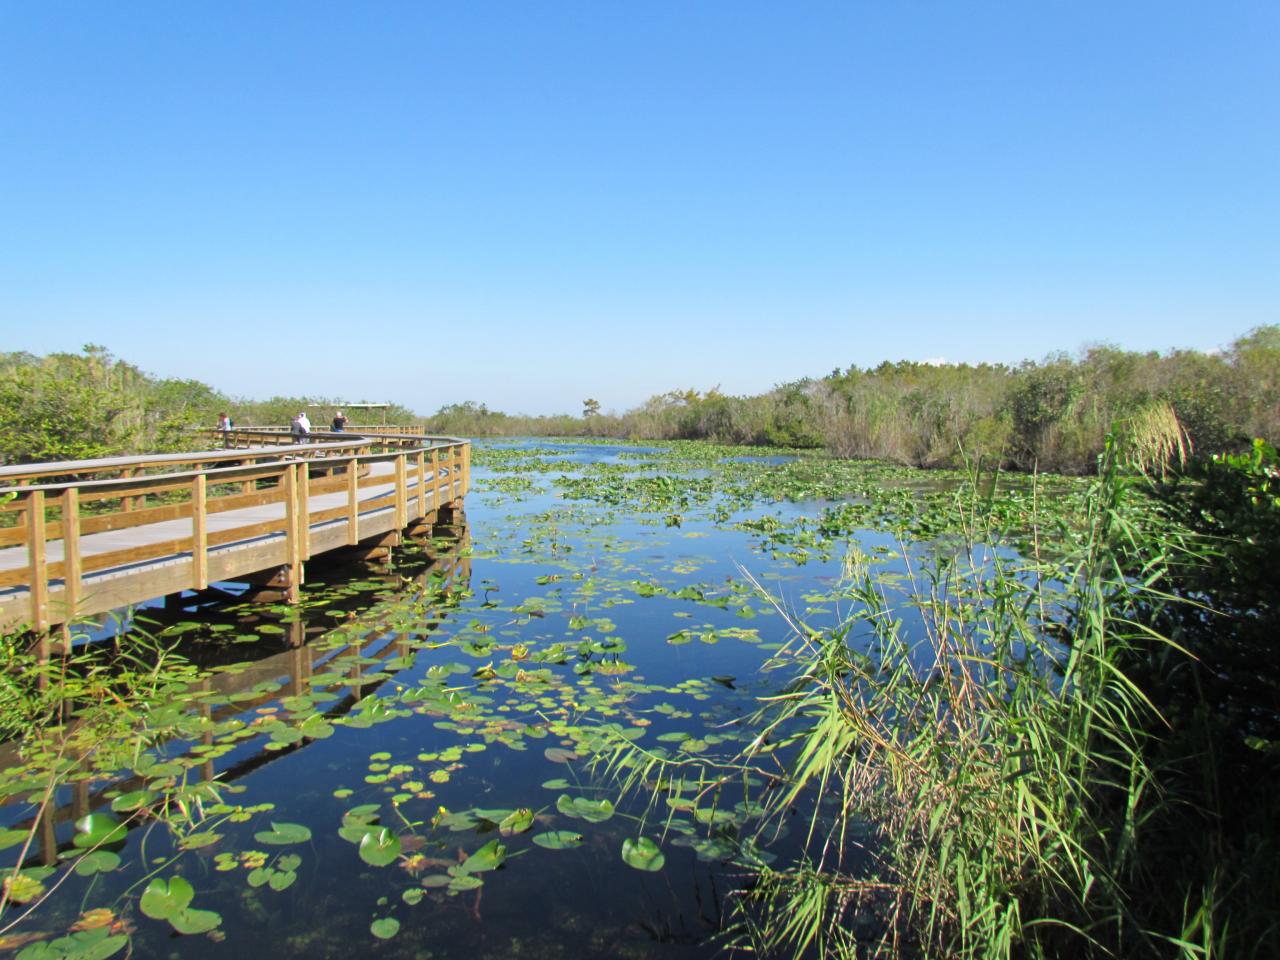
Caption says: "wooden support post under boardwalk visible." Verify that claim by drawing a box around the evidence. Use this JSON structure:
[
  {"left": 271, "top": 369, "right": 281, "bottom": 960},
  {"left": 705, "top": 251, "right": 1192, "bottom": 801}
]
[
  {"left": 239, "top": 565, "right": 292, "bottom": 603},
  {"left": 336, "top": 530, "right": 399, "bottom": 563},
  {"left": 39, "top": 805, "right": 57, "bottom": 868},
  {"left": 406, "top": 509, "right": 438, "bottom": 539}
]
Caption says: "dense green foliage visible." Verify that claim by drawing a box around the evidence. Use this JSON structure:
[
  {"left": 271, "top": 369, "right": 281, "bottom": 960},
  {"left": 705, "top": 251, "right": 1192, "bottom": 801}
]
[
  {"left": 1132, "top": 438, "right": 1280, "bottom": 954},
  {"left": 426, "top": 326, "right": 1280, "bottom": 473},
  {"left": 420, "top": 400, "right": 583, "bottom": 438},
  {"left": 0, "top": 347, "right": 221, "bottom": 463},
  {"left": 0, "top": 347, "right": 417, "bottom": 464}
]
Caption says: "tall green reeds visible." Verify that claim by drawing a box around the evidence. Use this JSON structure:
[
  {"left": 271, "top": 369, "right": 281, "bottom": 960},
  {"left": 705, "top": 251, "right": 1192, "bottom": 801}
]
[{"left": 607, "top": 415, "right": 1245, "bottom": 958}]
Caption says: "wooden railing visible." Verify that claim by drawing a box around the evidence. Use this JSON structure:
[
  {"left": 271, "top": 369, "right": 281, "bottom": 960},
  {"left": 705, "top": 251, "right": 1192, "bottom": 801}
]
[
  {"left": 0, "top": 433, "right": 470, "bottom": 634},
  {"left": 201, "top": 424, "right": 428, "bottom": 446}
]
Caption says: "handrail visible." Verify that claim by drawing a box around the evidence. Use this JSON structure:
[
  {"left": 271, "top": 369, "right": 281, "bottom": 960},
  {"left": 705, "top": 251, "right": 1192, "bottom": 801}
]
[
  {"left": 0, "top": 434, "right": 471, "bottom": 634},
  {"left": 0, "top": 432, "right": 467, "bottom": 488},
  {"left": 212, "top": 424, "right": 428, "bottom": 437}
]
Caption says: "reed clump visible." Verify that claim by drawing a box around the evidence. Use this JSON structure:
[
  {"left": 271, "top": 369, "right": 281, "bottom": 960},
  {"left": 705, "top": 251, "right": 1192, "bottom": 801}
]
[{"left": 610, "top": 415, "right": 1270, "bottom": 958}]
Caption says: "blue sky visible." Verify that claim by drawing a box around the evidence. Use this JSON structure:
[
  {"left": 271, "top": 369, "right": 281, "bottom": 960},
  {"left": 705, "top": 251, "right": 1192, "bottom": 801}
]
[{"left": 1, "top": 2, "right": 1276, "bottom": 415}]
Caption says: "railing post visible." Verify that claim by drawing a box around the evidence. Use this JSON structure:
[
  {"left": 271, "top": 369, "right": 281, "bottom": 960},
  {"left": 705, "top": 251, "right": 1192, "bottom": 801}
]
[
  {"left": 193, "top": 473, "right": 208, "bottom": 590},
  {"left": 347, "top": 455, "right": 359, "bottom": 545},
  {"left": 415, "top": 450, "right": 426, "bottom": 520},
  {"left": 299, "top": 460, "right": 311, "bottom": 561},
  {"left": 394, "top": 453, "right": 408, "bottom": 530},
  {"left": 61, "top": 487, "right": 81, "bottom": 622},
  {"left": 121, "top": 467, "right": 138, "bottom": 511},
  {"left": 461, "top": 442, "right": 471, "bottom": 497},
  {"left": 283, "top": 463, "right": 301, "bottom": 603},
  {"left": 430, "top": 447, "right": 440, "bottom": 513},
  {"left": 26, "top": 490, "right": 49, "bottom": 671},
  {"left": 453, "top": 442, "right": 463, "bottom": 504}
]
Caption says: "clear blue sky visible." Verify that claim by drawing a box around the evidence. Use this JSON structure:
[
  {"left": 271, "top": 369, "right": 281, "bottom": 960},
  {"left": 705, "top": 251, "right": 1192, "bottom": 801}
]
[{"left": 2, "top": 2, "right": 1276, "bottom": 415}]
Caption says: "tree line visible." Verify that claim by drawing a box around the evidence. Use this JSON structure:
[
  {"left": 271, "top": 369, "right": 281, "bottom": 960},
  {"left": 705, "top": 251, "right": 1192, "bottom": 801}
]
[
  {"left": 426, "top": 326, "right": 1279, "bottom": 472},
  {"left": 3, "top": 327, "right": 1276, "bottom": 471},
  {"left": 0, "top": 346, "right": 414, "bottom": 464}
]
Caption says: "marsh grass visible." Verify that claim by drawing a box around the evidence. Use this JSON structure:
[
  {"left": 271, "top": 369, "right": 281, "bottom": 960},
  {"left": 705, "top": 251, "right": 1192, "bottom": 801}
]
[{"left": 607, "top": 418, "right": 1240, "bottom": 959}]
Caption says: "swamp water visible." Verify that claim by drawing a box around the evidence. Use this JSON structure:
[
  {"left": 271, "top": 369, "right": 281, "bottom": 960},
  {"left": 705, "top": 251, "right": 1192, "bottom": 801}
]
[{"left": 0, "top": 440, "right": 1087, "bottom": 960}]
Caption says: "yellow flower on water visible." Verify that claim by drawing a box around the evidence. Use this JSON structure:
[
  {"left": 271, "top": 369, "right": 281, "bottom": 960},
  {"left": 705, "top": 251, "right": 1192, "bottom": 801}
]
[{"left": 400, "top": 853, "right": 429, "bottom": 876}]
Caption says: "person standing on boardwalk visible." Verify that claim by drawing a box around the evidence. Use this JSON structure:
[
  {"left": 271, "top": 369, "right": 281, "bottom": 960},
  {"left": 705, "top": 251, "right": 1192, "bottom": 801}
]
[
  {"left": 331, "top": 409, "right": 348, "bottom": 432},
  {"left": 217, "top": 412, "right": 232, "bottom": 432},
  {"left": 291, "top": 411, "right": 311, "bottom": 443}
]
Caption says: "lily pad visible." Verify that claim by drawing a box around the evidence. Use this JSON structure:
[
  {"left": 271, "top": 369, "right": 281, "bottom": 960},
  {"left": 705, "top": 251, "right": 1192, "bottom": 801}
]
[
  {"left": 358, "top": 827, "right": 402, "bottom": 867},
  {"left": 140, "top": 876, "right": 194, "bottom": 920},
  {"left": 498, "top": 808, "right": 534, "bottom": 836},
  {"left": 72, "top": 813, "right": 127, "bottom": 849},
  {"left": 532, "top": 830, "right": 584, "bottom": 850},
  {"left": 109, "top": 790, "right": 155, "bottom": 813},
  {"left": 169, "top": 908, "right": 223, "bottom": 935},
  {"left": 459, "top": 838, "right": 506, "bottom": 873},
  {"left": 556, "top": 795, "right": 614, "bottom": 823},
  {"left": 15, "top": 927, "right": 126, "bottom": 959},
  {"left": 0, "top": 828, "right": 28, "bottom": 850},
  {"left": 300, "top": 714, "right": 334, "bottom": 739},
  {"left": 73, "top": 850, "right": 122, "bottom": 877},
  {"left": 254, "top": 822, "right": 312, "bottom": 846},
  {"left": 178, "top": 831, "right": 222, "bottom": 851},
  {"left": 268, "top": 869, "right": 296, "bottom": 891},
  {"left": 621, "top": 836, "right": 666, "bottom": 871},
  {"left": 370, "top": 917, "right": 400, "bottom": 939}
]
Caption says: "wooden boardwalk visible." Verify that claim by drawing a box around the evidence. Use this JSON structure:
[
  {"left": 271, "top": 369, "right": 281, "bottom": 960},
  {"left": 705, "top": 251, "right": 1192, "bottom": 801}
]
[{"left": 0, "top": 429, "right": 470, "bottom": 637}]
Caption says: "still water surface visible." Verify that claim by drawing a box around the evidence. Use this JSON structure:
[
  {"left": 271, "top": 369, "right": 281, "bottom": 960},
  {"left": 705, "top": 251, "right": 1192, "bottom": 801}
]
[{"left": 2, "top": 440, "right": 930, "bottom": 959}]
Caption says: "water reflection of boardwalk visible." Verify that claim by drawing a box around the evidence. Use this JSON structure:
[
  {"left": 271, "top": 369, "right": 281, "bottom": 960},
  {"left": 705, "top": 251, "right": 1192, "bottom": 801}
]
[
  {"left": 0, "top": 430, "right": 470, "bottom": 636},
  {"left": 3, "top": 534, "right": 472, "bottom": 868}
]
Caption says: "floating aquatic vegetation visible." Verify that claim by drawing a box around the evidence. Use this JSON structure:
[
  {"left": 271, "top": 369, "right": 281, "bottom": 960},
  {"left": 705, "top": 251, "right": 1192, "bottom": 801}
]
[{"left": 0, "top": 438, "right": 1098, "bottom": 959}]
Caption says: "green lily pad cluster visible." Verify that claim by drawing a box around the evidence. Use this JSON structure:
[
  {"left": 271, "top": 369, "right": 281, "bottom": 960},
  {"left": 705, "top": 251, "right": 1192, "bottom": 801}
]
[{"left": 139, "top": 876, "right": 222, "bottom": 935}]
